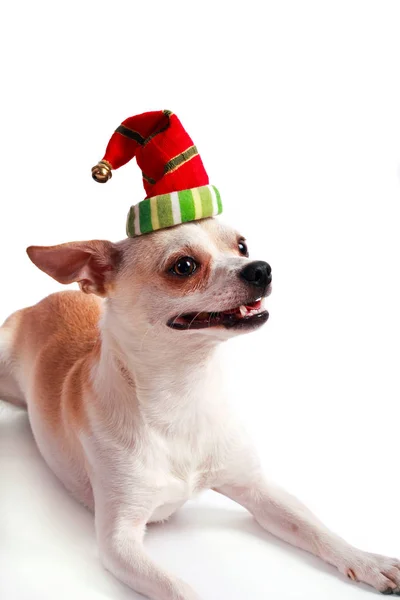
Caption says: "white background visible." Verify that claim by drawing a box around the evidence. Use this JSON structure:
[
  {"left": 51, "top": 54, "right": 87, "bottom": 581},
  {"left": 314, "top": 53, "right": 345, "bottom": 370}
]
[{"left": 1, "top": 1, "right": 400, "bottom": 598}]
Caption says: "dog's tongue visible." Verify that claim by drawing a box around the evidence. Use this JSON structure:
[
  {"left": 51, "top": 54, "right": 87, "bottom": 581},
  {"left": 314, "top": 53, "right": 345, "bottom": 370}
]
[{"left": 247, "top": 299, "right": 262, "bottom": 310}]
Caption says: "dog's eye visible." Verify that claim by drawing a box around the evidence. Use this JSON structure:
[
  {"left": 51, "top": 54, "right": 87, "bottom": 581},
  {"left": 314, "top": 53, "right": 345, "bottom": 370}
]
[
  {"left": 238, "top": 240, "right": 248, "bottom": 256},
  {"left": 171, "top": 257, "right": 197, "bottom": 277}
]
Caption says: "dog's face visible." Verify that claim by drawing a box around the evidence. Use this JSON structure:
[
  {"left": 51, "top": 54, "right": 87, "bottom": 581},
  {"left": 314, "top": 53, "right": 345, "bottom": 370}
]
[
  {"left": 27, "top": 218, "right": 272, "bottom": 342},
  {"left": 113, "top": 219, "right": 272, "bottom": 341}
]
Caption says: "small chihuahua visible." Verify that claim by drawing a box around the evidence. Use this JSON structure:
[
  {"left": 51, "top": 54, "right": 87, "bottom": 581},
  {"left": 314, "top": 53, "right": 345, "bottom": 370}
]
[{"left": 0, "top": 218, "right": 399, "bottom": 599}]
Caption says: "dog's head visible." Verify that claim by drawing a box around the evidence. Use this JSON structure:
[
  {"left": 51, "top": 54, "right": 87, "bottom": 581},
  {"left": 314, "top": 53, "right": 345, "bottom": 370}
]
[{"left": 27, "top": 219, "right": 272, "bottom": 342}]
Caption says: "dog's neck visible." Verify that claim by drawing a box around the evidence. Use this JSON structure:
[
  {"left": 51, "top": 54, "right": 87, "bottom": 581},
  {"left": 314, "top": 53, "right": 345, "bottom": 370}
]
[{"left": 92, "top": 302, "right": 226, "bottom": 433}]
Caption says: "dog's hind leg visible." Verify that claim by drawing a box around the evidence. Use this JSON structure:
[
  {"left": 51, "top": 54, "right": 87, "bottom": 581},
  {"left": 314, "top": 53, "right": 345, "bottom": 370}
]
[{"left": 0, "top": 314, "right": 26, "bottom": 408}]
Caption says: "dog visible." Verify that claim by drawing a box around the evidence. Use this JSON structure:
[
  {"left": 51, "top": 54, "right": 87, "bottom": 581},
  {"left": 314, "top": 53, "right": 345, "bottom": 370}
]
[{"left": 1, "top": 218, "right": 399, "bottom": 599}]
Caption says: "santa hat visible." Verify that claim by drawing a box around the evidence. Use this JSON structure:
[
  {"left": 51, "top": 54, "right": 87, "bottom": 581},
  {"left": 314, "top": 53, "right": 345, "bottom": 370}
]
[{"left": 91, "top": 110, "right": 223, "bottom": 237}]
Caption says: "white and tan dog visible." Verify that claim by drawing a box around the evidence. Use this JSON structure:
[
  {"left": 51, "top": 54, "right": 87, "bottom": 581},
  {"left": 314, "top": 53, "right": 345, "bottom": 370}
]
[{"left": 0, "top": 218, "right": 399, "bottom": 599}]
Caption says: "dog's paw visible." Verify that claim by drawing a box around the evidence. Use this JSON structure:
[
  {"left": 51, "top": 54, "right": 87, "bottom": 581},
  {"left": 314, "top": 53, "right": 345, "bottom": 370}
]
[{"left": 338, "top": 550, "right": 400, "bottom": 595}]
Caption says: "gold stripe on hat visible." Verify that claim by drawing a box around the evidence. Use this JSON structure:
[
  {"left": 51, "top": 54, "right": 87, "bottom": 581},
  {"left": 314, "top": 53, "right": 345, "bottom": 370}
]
[
  {"left": 142, "top": 171, "right": 156, "bottom": 185},
  {"left": 116, "top": 125, "right": 146, "bottom": 145},
  {"left": 164, "top": 145, "right": 198, "bottom": 175},
  {"left": 143, "top": 111, "right": 172, "bottom": 146}
]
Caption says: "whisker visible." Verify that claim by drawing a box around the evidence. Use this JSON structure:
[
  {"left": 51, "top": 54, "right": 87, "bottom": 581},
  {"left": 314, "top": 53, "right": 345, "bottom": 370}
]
[
  {"left": 187, "top": 312, "right": 203, "bottom": 329},
  {"left": 207, "top": 312, "right": 215, "bottom": 328},
  {"left": 170, "top": 311, "right": 185, "bottom": 327}
]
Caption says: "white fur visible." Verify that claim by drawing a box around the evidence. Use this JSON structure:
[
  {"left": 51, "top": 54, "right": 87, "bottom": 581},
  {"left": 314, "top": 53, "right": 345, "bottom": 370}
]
[{"left": 1, "top": 219, "right": 399, "bottom": 599}]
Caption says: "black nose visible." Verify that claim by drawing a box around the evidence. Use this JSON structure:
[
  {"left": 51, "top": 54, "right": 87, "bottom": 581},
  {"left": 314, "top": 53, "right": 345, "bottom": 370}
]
[{"left": 240, "top": 261, "right": 272, "bottom": 289}]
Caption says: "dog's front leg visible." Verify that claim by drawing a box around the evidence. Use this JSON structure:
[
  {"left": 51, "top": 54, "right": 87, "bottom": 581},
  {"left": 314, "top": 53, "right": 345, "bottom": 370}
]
[
  {"left": 215, "top": 476, "right": 400, "bottom": 594},
  {"left": 93, "top": 490, "right": 200, "bottom": 600}
]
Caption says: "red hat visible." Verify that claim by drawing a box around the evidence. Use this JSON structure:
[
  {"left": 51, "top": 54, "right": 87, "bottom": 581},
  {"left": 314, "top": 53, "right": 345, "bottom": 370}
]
[{"left": 92, "top": 110, "right": 222, "bottom": 237}]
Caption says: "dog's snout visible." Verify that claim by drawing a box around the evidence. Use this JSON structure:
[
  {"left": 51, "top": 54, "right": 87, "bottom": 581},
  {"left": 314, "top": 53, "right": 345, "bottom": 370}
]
[{"left": 239, "top": 261, "right": 272, "bottom": 289}]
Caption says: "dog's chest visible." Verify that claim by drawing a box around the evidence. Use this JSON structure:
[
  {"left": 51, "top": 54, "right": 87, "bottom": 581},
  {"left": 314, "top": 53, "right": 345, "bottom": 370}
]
[
  {"left": 145, "top": 433, "right": 222, "bottom": 523},
  {"left": 147, "top": 471, "right": 199, "bottom": 523}
]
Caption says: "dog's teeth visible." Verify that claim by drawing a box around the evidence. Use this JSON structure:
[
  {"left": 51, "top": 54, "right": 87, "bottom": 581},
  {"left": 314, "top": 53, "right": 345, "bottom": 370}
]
[{"left": 239, "top": 305, "right": 247, "bottom": 317}]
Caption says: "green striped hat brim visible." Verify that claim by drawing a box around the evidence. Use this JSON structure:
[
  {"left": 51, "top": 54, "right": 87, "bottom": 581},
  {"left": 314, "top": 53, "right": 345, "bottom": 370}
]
[{"left": 126, "top": 185, "right": 223, "bottom": 237}]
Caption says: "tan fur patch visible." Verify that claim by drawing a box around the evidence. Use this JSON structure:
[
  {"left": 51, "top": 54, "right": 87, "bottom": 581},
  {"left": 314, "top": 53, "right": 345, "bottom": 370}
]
[{"left": 12, "top": 291, "right": 102, "bottom": 434}]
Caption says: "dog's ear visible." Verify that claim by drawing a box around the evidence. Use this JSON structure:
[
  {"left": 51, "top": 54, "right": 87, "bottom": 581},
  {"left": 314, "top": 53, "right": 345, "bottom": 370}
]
[{"left": 26, "top": 240, "right": 122, "bottom": 296}]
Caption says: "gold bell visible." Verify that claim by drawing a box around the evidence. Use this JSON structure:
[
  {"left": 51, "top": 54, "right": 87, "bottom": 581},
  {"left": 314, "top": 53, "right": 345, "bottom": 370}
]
[{"left": 91, "top": 160, "right": 112, "bottom": 183}]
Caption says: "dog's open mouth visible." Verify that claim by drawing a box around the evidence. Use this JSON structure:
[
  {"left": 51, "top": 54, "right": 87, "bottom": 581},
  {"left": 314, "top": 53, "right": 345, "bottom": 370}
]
[{"left": 167, "top": 298, "right": 269, "bottom": 330}]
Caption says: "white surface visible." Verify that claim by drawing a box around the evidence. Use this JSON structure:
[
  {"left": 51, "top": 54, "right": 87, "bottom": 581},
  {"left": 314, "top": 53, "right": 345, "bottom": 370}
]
[{"left": 1, "top": 1, "right": 400, "bottom": 598}]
